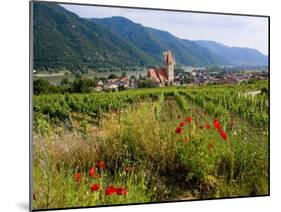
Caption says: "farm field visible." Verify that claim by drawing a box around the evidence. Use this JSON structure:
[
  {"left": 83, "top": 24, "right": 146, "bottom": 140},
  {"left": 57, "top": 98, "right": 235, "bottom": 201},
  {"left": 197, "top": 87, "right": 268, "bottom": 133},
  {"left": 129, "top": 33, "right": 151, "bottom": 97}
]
[{"left": 32, "top": 80, "right": 269, "bottom": 209}]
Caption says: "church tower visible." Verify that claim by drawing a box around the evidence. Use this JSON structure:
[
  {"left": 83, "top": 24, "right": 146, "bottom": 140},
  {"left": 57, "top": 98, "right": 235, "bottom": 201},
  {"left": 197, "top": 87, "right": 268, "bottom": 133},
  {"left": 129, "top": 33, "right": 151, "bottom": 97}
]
[{"left": 163, "top": 50, "right": 175, "bottom": 85}]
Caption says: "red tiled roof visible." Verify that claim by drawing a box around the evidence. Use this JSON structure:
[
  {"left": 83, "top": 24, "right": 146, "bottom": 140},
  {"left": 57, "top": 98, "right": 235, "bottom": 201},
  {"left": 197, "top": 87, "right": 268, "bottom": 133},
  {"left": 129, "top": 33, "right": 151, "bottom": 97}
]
[
  {"left": 147, "top": 68, "right": 168, "bottom": 83},
  {"left": 158, "top": 68, "right": 168, "bottom": 81}
]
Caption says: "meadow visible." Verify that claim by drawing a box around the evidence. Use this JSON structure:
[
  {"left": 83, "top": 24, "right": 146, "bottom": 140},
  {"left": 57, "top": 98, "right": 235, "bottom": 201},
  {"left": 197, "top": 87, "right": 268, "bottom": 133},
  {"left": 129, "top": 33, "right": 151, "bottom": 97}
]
[{"left": 32, "top": 80, "right": 269, "bottom": 209}]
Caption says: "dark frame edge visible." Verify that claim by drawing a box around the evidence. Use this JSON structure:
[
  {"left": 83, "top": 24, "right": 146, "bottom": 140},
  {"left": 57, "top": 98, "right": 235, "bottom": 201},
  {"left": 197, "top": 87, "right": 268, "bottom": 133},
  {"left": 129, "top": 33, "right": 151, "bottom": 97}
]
[
  {"left": 267, "top": 15, "right": 270, "bottom": 197},
  {"left": 29, "top": 0, "right": 34, "bottom": 211}
]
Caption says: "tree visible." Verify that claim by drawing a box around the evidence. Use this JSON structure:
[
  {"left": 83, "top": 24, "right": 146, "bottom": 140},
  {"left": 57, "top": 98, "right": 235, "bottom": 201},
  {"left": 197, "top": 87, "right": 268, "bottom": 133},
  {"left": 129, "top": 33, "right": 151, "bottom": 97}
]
[
  {"left": 98, "top": 76, "right": 106, "bottom": 81},
  {"left": 130, "top": 75, "right": 137, "bottom": 80},
  {"left": 138, "top": 80, "right": 156, "bottom": 88},
  {"left": 72, "top": 78, "right": 97, "bottom": 93},
  {"left": 61, "top": 78, "right": 69, "bottom": 86},
  {"left": 121, "top": 72, "right": 127, "bottom": 77},
  {"left": 174, "top": 66, "right": 185, "bottom": 74},
  {"left": 139, "top": 74, "right": 145, "bottom": 80},
  {"left": 261, "top": 87, "right": 268, "bottom": 96},
  {"left": 108, "top": 74, "right": 118, "bottom": 79},
  {"left": 33, "top": 79, "right": 50, "bottom": 95},
  {"left": 74, "top": 72, "right": 82, "bottom": 79},
  {"left": 183, "top": 76, "right": 192, "bottom": 84}
]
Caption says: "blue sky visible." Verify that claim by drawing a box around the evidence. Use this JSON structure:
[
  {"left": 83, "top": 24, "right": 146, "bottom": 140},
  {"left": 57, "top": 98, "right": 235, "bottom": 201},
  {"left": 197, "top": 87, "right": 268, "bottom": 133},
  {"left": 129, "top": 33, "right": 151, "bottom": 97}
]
[{"left": 61, "top": 4, "right": 268, "bottom": 55}]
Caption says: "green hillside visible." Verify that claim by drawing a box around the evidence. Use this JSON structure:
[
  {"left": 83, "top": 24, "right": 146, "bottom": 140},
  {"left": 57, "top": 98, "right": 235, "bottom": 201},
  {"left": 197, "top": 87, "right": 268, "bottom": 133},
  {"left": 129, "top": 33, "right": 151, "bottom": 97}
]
[
  {"left": 33, "top": 2, "right": 158, "bottom": 72},
  {"left": 92, "top": 17, "right": 227, "bottom": 65},
  {"left": 33, "top": 2, "right": 268, "bottom": 72}
]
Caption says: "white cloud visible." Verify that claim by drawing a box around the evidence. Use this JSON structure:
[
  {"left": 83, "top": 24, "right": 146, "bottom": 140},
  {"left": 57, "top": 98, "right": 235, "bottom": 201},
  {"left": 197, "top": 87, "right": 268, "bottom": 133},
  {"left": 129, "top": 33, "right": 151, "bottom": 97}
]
[{"left": 61, "top": 4, "right": 268, "bottom": 55}]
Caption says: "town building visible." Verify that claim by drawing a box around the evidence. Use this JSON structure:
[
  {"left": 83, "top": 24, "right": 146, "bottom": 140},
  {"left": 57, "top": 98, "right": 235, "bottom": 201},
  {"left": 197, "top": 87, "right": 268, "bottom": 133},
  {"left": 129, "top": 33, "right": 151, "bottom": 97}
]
[{"left": 146, "top": 50, "right": 175, "bottom": 86}]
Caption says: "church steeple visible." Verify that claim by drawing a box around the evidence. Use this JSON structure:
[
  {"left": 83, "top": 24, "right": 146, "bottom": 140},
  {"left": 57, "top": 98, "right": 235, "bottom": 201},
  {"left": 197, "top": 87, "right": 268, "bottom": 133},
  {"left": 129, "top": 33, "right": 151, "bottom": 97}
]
[{"left": 163, "top": 50, "right": 175, "bottom": 85}]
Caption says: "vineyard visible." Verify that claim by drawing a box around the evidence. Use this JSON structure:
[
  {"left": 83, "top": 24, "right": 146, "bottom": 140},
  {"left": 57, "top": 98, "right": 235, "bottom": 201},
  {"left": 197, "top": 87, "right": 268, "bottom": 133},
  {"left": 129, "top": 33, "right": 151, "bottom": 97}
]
[{"left": 32, "top": 80, "right": 269, "bottom": 209}]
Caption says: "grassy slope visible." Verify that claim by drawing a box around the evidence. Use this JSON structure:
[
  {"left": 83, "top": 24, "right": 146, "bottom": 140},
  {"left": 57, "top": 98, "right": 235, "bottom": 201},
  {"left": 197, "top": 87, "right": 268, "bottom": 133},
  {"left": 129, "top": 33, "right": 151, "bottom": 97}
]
[{"left": 33, "top": 87, "right": 268, "bottom": 209}]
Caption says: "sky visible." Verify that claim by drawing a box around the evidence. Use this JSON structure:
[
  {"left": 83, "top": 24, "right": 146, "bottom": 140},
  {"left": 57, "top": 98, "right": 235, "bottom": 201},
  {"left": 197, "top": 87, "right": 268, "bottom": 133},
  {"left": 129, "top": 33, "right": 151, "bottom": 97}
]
[{"left": 61, "top": 4, "right": 268, "bottom": 55}]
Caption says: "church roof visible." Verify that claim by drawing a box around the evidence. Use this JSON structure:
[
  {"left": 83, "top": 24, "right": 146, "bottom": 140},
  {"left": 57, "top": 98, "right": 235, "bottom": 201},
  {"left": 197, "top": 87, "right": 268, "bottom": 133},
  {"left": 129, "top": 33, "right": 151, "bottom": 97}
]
[
  {"left": 146, "top": 50, "right": 175, "bottom": 84},
  {"left": 147, "top": 68, "right": 168, "bottom": 83}
]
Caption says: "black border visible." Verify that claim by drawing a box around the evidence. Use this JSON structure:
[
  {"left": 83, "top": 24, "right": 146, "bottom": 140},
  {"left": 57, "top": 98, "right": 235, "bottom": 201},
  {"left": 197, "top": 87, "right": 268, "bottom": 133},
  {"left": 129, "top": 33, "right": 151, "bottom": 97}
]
[
  {"left": 29, "top": 1, "right": 34, "bottom": 211},
  {"left": 29, "top": 0, "right": 270, "bottom": 211},
  {"left": 268, "top": 11, "right": 270, "bottom": 200}
]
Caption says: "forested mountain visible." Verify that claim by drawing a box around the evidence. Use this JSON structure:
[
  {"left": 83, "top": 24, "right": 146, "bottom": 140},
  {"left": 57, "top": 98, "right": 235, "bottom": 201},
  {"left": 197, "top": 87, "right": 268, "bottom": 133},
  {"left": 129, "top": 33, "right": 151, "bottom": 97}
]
[
  {"left": 92, "top": 17, "right": 227, "bottom": 66},
  {"left": 33, "top": 3, "right": 158, "bottom": 72},
  {"left": 33, "top": 2, "right": 268, "bottom": 72}
]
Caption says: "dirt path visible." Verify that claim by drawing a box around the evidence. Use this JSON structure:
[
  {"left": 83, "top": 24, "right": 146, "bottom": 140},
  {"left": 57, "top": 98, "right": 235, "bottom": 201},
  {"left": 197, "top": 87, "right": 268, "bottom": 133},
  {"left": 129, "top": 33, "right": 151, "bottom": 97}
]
[
  {"left": 242, "top": 90, "right": 261, "bottom": 97},
  {"left": 160, "top": 96, "right": 180, "bottom": 122}
]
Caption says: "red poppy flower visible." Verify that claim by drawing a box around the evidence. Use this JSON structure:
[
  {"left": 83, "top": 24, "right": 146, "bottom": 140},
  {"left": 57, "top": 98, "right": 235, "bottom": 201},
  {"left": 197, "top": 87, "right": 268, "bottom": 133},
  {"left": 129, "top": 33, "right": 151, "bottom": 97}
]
[
  {"left": 214, "top": 122, "right": 221, "bottom": 129},
  {"left": 213, "top": 118, "right": 219, "bottom": 123},
  {"left": 89, "top": 167, "right": 96, "bottom": 177},
  {"left": 122, "top": 189, "right": 128, "bottom": 196},
  {"left": 116, "top": 187, "right": 127, "bottom": 196},
  {"left": 186, "top": 116, "right": 192, "bottom": 123},
  {"left": 74, "top": 172, "right": 81, "bottom": 182},
  {"left": 204, "top": 123, "right": 211, "bottom": 129},
  {"left": 175, "top": 127, "right": 183, "bottom": 134},
  {"left": 179, "top": 122, "right": 185, "bottom": 127},
  {"left": 90, "top": 183, "right": 100, "bottom": 192},
  {"left": 220, "top": 131, "right": 228, "bottom": 140},
  {"left": 213, "top": 119, "right": 221, "bottom": 131},
  {"left": 105, "top": 186, "right": 117, "bottom": 196},
  {"left": 97, "top": 160, "right": 106, "bottom": 170}
]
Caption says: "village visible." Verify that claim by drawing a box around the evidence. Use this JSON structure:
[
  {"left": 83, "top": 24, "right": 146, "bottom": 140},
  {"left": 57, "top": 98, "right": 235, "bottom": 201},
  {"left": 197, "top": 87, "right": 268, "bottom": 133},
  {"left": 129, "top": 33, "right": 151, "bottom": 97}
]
[
  {"left": 33, "top": 50, "right": 268, "bottom": 93},
  {"left": 94, "top": 50, "right": 268, "bottom": 92}
]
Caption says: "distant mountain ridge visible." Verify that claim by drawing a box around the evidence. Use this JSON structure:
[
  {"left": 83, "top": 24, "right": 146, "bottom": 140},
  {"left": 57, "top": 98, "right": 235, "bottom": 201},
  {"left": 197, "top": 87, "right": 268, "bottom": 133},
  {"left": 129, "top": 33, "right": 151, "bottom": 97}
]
[
  {"left": 194, "top": 40, "right": 268, "bottom": 66},
  {"left": 92, "top": 16, "right": 230, "bottom": 66},
  {"left": 33, "top": 2, "right": 268, "bottom": 72}
]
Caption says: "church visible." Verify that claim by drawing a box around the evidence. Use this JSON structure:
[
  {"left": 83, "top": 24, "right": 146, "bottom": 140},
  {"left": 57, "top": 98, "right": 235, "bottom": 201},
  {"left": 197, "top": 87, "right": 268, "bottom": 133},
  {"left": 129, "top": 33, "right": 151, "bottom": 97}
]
[{"left": 146, "top": 50, "right": 176, "bottom": 86}]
